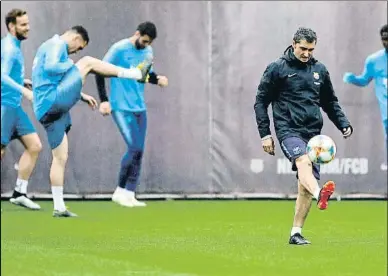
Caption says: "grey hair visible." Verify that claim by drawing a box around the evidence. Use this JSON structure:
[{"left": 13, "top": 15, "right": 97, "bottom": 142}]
[{"left": 293, "top": 27, "right": 317, "bottom": 44}]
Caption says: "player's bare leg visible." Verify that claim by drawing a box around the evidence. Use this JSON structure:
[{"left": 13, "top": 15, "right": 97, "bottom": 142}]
[
  {"left": 295, "top": 155, "right": 320, "bottom": 196},
  {"left": 293, "top": 181, "right": 312, "bottom": 228},
  {"left": 75, "top": 56, "right": 152, "bottom": 84},
  {"left": 289, "top": 181, "right": 312, "bottom": 245},
  {"left": 50, "top": 134, "right": 77, "bottom": 217},
  {"left": 51, "top": 134, "right": 68, "bottom": 191},
  {"left": 9, "top": 133, "right": 42, "bottom": 210},
  {"left": 295, "top": 155, "right": 335, "bottom": 210},
  {"left": 17, "top": 133, "right": 42, "bottom": 180}
]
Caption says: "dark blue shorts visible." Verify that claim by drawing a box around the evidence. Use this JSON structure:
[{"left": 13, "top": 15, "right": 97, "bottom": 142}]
[
  {"left": 40, "top": 66, "right": 82, "bottom": 149},
  {"left": 1, "top": 105, "right": 36, "bottom": 147},
  {"left": 280, "top": 136, "right": 320, "bottom": 180}
]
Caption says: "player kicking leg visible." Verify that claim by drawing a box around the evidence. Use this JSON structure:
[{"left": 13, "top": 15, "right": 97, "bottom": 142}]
[
  {"left": 279, "top": 137, "right": 335, "bottom": 245},
  {"left": 256, "top": 27, "right": 353, "bottom": 245},
  {"left": 32, "top": 26, "right": 152, "bottom": 217}
]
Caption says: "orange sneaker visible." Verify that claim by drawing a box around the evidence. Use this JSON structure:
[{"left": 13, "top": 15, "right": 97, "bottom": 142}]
[{"left": 317, "top": 181, "right": 336, "bottom": 210}]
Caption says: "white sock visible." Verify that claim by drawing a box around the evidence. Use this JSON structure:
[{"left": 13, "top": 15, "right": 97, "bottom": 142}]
[
  {"left": 313, "top": 188, "right": 320, "bottom": 200},
  {"left": 291, "top": 227, "right": 302, "bottom": 236},
  {"left": 117, "top": 68, "right": 141, "bottom": 80},
  {"left": 15, "top": 178, "right": 28, "bottom": 194},
  {"left": 51, "top": 186, "right": 66, "bottom": 212}
]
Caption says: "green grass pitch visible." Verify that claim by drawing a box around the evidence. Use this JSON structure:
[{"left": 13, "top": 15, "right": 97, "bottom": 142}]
[{"left": 1, "top": 200, "right": 386, "bottom": 276}]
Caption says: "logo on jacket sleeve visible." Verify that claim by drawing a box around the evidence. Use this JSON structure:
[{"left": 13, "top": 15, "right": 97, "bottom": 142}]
[{"left": 292, "top": 146, "right": 302, "bottom": 155}]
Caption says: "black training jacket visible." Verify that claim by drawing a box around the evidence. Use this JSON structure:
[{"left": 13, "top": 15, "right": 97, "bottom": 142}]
[{"left": 254, "top": 46, "right": 351, "bottom": 142}]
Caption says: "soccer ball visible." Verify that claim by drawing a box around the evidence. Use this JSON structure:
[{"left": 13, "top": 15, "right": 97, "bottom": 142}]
[{"left": 306, "top": 135, "right": 337, "bottom": 164}]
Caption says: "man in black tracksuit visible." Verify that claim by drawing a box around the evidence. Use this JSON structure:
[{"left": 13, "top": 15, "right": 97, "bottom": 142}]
[{"left": 254, "top": 27, "right": 353, "bottom": 245}]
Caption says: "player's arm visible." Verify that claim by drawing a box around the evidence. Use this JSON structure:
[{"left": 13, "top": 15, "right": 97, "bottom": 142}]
[
  {"left": 343, "top": 57, "right": 373, "bottom": 87},
  {"left": 320, "top": 69, "right": 353, "bottom": 138},
  {"left": 146, "top": 68, "right": 168, "bottom": 87},
  {"left": 80, "top": 92, "right": 98, "bottom": 110},
  {"left": 148, "top": 69, "right": 159, "bottom": 85},
  {"left": 95, "top": 44, "right": 121, "bottom": 103},
  {"left": 44, "top": 42, "right": 74, "bottom": 75},
  {"left": 254, "top": 62, "right": 278, "bottom": 139},
  {"left": 95, "top": 73, "right": 109, "bottom": 102},
  {"left": 95, "top": 44, "right": 123, "bottom": 115},
  {"left": 254, "top": 62, "right": 279, "bottom": 155},
  {"left": 1, "top": 52, "right": 33, "bottom": 101},
  {"left": 140, "top": 48, "right": 168, "bottom": 87},
  {"left": 95, "top": 72, "right": 111, "bottom": 115},
  {"left": 23, "top": 78, "right": 32, "bottom": 89}
]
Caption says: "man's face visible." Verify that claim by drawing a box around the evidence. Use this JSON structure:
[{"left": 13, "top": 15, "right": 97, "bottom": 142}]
[
  {"left": 381, "top": 32, "right": 388, "bottom": 51},
  {"left": 68, "top": 34, "right": 87, "bottom": 54},
  {"left": 292, "top": 39, "right": 316, "bottom": 63},
  {"left": 135, "top": 33, "right": 153, "bottom": 50},
  {"left": 9, "top": 14, "right": 30, "bottom": 40}
]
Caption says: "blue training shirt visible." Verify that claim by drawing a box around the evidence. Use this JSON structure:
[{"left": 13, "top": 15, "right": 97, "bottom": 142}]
[
  {"left": 1, "top": 33, "right": 25, "bottom": 108},
  {"left": 344, "top": 49, "right": 388, "bottom": 122},
  {"left": 32, "top": 34, "right": 74, "bottom": 120},
  {"left": 103, "top": 39, "right": 153, "bottom": 112}
]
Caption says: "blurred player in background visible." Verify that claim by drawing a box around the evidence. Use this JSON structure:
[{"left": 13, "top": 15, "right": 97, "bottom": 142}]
[
  {"left": 32, "top": 25, "right": 152, "bottom": 217},
  {"left": 1, "top": 9, "right": 41, "bottom": 210},
  {"left": 343, "top": 24, "right": 388, "bottom": 171},
  {"left": 96, "top": 22, "right": 168, "bottom": 207},
  {"left": 254, "top": 27, "right": 353, "bottom": 245}
]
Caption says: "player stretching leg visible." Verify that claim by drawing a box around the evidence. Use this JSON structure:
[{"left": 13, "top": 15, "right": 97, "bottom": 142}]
[
  {"left": 32, "top": 25, "right": 152, "bottom": 217},
  {"left": 254, "top": 28, "right": 353, "bottom": 245},
  {"left": 343, "top": 24, "right": 388, "bottom": 171},
  {"left": 96, "top": 22, "right": 168, "bottom": 207},
  {"left": 1, "top": 9, "right": 41, "bottom": 210}
]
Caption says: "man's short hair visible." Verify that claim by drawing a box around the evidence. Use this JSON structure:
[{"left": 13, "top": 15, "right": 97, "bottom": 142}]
[
  {"left": 70, "top": 25, "right": 90, "bottom": 44},
  {"left": 293, "top": 27, "right": 317, "bottom": 44},
  {"left": 5, "top": 9, "right": 27, "bottom": 31},
  {"left": 137, "top": 21, "right": 157, "bottom": 40}
]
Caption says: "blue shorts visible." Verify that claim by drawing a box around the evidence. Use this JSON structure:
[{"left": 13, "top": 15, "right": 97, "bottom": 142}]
[
  {"left": 280, "top": 136, "right": 320, "bottom": 180},
  {"left": 1, "top": 105, "right": 36, "bottom": 147},
  {"left": 40, "top": 66, "right": 82, "bottom": 149}
]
